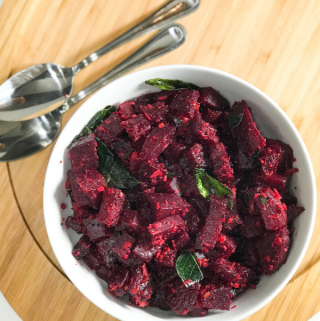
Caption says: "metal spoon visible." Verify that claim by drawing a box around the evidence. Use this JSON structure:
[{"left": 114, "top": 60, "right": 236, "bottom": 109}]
[
  {"left": 0, "top": 0, "right": 199, "bottom": 121},
  {"left": 0, "top": 24, "right": 187, "bottom": 162}
]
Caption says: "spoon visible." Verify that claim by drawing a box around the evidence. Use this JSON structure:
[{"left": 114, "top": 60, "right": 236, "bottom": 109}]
[
  {"left": 0, "top": 24, "right": 187, "bottom": 162},
  {"left": 0, "top": 0, "right": 199, "bottom": 121}
]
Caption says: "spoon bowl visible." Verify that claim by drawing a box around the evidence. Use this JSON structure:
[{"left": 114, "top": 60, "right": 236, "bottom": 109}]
[
  {"left": 0, "top": 64, "right": 74, "bottom": 120},
  {"left": 0, "top": 0, "right": 199, "bottom": 121},
  {"left": 0, "top": 24, "right": 187, "bottom": 161}
]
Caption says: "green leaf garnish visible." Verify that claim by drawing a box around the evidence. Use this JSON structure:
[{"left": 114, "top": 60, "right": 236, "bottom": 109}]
[
  {"left": 227, "top": 112, "right": 244, "bottom": 128},
  {"left": 96, "top": 138, "right": 139, "bottom": 189},
  {"left": 70, "top": 105, "right": 116, "bottom": 144},
  {"left": 227, "top": 198, "right": 233, "bottom": 210},
  {"left": 195, "top": 169, "right": 233, "bottom": 197},
  {"left": 195, "top": 169, "right": 233, "bottom": 209},
  {"left": 260, "top": 196, "right": 267, "bottom": 206},
  {"left": 176, "top": 252, "right": 204, "bottom": 287},
  {"left": 145, "top": 78, "right": 199, "bottom": 90}
]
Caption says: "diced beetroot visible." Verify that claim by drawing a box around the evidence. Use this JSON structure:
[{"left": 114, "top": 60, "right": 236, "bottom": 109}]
[
  {"left": 169, "top": 89, "right": 200, "bottom": 120},
  {"left": 186, "top": 114, "right": 219, "bottom": 144},
  {"left": 72, "top": 235, "right": 92, "bottom": 259},
  {"left": 287, "top": 204, "right": 305, "bottom": 224},
  {"left": 97, "top": 187, "right": 126, "bottom": 227},
  {"left": 141, "top": 124, "right": 176, "bottom": 160},
  {"left": 94, "top": 113, "right": 124, "bottom": 144},
  {"left": 140, "top": 101, "right": 168, "bottom": 124},
  {"left": 117, "top": 209, "right": 147, "bottom": 234},
  {"left": 222, "top": 202, "right": 243, "bottom": 232},
  {"left": 129, "top": 263, "right": 153, "bottom": 307},
  {"left": 96, "top": 265, "right": 114, "bottom": 283},
  {"left": 209, "top": 141, "right": 234, "bottom": 185},
  {"left": 200, "top": 195, "right": 228, "bottom": 251},
  {"left": 229, "top": 101, "right": 266, "bottom": 155},
  {"left": 180, "top": 175, "right": 199, "bottom": 197},
  {"left": 255, "top": 172, "right": 289, "bottom": 193},
  {"left": 199, "top": 284, "right": 231, "bottom": 310},
  {"left": 232, "top": 149, "right": 256, "bottom": 171},
  {"left": 157, "top": 176, "right": 181, "bottom": 196},
  {"left": 206, "top": 233, "right": 237, "bottom": 260},
  {"left": 72, "top": 203, "right": 93, "bottom": 227},
  {"left": 209, "top": 258, "right": 257, "bottom": 286},
  {"left": 133, "top": 90, "right": 174, "bottom": 112},
  {"left": 65, "top": 216, "right": 82, "bottom": 234},
  {"left": 146, "top": 192, "right": 191, "bottom": 221},
  {"left": 188, "top": 197, "right": 210, "bottom": 218},
  {"left": 83, "top": 217, "right": 113, "bottom": 242},
  {"left": 188, "top": 307, "right": 208, "bottom": 317},
  {"left": 83, "top": 249, "right": 101, "bottom": 270},
  {"left": 241, "top": 215, "right": 266, "bottom": 238},
  {"left": 243, "top": 242, "right": 262, "bottom": 274},
  {"left": 68, "top": 169, "right": 104, "bottom": 209},
  {"left": 112, "top": 233, "right": 135, "bottom": 261},
  {"left": 96, "top": 236, "right": 118, "bottom": 268},
  {"left": 132, "top": 235, "right": 159, "bottom": 262},
  {"left": 172, "top": 229, "right": 190, "bottom": 250},
  {"left": 267, "top": 139, "right": 293, "bottom": 172},
  {"left": 256, "top": 227, "right": 290, "bottom": 275},
  {"left": 259, "top": 146, "right": 281, "bottom": 175},
  {"left": 198, "top": 87, "right": 230, "bottom": 111},
  {"left": 184, "top": 207, "right": 203, "bottom": 234},
  {"left": 108, "top": 268, "right": 130, "bottom": 297},
  {"left": 68, "top": 133, "right": 99, "bottom": 173},
  {"left": 281, "top": 193, "right": 297, "bottom": 206},
  {"left": 121, "top": 114, "right": 151, "bottom": 141},
  {"left": 154, "top": 245, "right": 177, "bottom": 267},
  {"left": 129, "top": 153, "right": 167, "bottom": 186},
  {"left": 147, "top": 214, "right": 186, "bottom": 246},
  {"left": 201, "top": 108, "right": 224, "bottom": 125},
  {"left": 149, "top": 284, "right": 171, "bottom": 311},
  {"left": 180, "top": 143, "right": 209, "bottom": 170},
  {"left": 118, "top": 100, "right": 135, "bottom": 119},
  {"left": 164, "top": 142, "right": 187, "bottom": 164},
  {"left": 165, "top": 281, "right": 199, "bottom": 315},
  {"left": 110, "top": 138, "right": 133, "bottom": 160},
  {"left": 254, "top": 187, "right": 287, "bottom": 231}
]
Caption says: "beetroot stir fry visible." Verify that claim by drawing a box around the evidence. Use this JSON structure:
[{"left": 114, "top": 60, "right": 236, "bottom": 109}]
[{"left": 65, "top": 78, "right": 304, "bottom": 316}]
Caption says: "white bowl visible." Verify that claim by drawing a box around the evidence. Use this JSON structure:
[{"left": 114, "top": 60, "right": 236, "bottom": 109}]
[{"left": 44, "top": 65, "right": 317, "bottom": 321}]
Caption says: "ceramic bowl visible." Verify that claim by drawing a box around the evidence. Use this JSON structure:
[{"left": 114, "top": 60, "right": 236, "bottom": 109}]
[{"left": 44, "top": 65, "right": 317, "bottom": 321}]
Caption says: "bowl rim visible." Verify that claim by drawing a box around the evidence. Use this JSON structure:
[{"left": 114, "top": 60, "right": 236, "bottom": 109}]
[{"left": 43, "top": 64, "right": 317, "bottom": 321}]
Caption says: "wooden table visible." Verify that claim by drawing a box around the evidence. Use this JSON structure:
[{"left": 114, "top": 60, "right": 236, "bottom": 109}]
[{"left": 0, "top": 0, "right": 320, "bottom": 320}]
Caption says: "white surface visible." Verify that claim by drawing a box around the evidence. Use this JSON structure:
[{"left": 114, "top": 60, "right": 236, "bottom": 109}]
[
  {"left": 43, "top": 65, "right": 317, "bottom": 321},
  {"left": 310, "top": 312, "right": 320, "bottom": 321},
  {"left": 0, "top": 292, "right": 22, "bottom": 321}
]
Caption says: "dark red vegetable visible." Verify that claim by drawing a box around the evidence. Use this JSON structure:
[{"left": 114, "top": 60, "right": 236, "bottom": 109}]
[{"left": 66, "top": 85, "right": 303, "bottom": 316}]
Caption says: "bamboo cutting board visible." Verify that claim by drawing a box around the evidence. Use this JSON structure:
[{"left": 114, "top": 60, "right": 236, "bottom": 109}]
[{"left": 0, "top": 0, "right": 320, "bottom": 320}]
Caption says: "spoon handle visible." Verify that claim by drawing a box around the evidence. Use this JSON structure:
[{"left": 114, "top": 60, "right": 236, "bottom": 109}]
[
  {"left": 72, "top": 0, "right": 199, "bottom": 74},
  {"left": 59, "top": 24, "right": 186, "bottom": 114}
]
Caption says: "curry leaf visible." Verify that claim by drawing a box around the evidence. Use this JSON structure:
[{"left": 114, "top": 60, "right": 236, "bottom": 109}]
[
  {"left": 260, "top": 196, "right": 268, "bottom": 206},
  {"left": 71, "top": 105, "right": 116, "bottom": 144},
  {"left": 176, "top": 252, "right": 203, "bottom": 287},
  {"left": 227, "top": 112, "right": 244, "bottom": 128},
  {"left": 145, "top": 78, "right": 199, "bottom": 90},
  {"left": 96, "top": 138, "right": 139, "bottom": 189},
  {"left": 195, "top": 169, "right": 233, "bottom": 208}
]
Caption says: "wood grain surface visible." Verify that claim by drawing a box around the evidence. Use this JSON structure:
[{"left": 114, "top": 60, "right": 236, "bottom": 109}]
[{"left": 0, "top": 0, "right": 320, "bottom": 320}]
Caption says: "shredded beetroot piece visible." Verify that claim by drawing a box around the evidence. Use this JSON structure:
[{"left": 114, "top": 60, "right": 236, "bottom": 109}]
[
  {"left": 200, "top": 195, "right": 228, "bottom": 251},
  {"left": 97, "top": 187, "right": 126, "bottom": 227},
  {"left": 229, "top": 100, "right": 266, "bottom": 155},
  {"left": 95, "top": 113, "right": 124, "bottom": 144},
  {"left": 65, "top": 87, "right": 303, "bottom": 316},
  {"left": 68, "top": 133, "right": 99, "bottom": 173}
]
